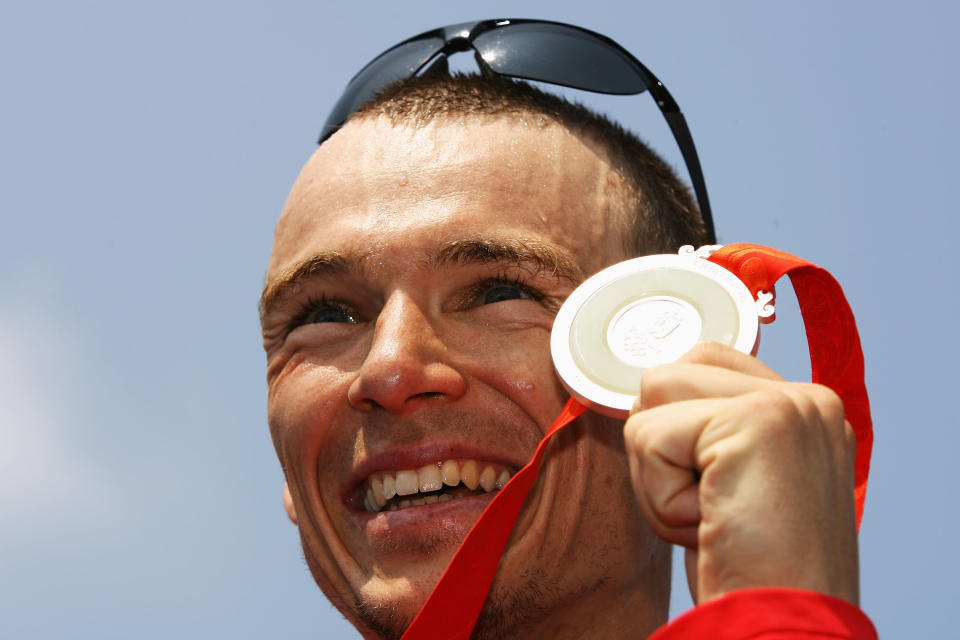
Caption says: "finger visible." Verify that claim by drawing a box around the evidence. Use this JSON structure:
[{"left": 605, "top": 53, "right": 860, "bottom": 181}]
[
  {"left": 624, "top": 398, "right": 724, "bottom": 547},
  {"left": 631, "top": 384, "right": 849, "bottom": 478},
  {"left": 639, "top": 455, "right": 701, "bottom": 529},
  {"left": 678, "top": 341, "right": 784, "bottom": 380},
  {"left": 625, "top": 398, "right": 717, "bottom": 487},
  {"left": 628, "top": 472, "right": 699, "bottom": 550},
  {"left": 633, "top": 362, "right": 782, "bottom": 414}
]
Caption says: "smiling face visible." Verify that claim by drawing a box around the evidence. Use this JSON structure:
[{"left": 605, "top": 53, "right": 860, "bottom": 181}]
[{"left": 261, "top": 116, "right": 671, "bottom": 639}]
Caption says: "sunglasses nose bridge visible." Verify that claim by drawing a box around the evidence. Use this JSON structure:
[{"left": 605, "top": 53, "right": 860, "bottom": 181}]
[
  {"left": 440, "top": 35, "right": 474, "bottom": 56},
  {"left": 436, "top": 29, "right": 490, "bottom": 77}
]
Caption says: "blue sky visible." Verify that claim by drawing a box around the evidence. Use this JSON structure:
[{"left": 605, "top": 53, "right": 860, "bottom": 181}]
[{"left": 1, "top": 1, "right": 956, "bottom": 637}]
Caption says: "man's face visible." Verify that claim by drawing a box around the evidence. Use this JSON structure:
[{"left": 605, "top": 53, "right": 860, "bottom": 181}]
[{"left": 261, "top": 116, "right": 669, "bottom": 637}]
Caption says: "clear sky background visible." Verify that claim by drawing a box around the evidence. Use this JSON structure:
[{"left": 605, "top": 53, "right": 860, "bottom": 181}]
[{"left": 2, "top": 1, "right": 956, "bottom": 637}]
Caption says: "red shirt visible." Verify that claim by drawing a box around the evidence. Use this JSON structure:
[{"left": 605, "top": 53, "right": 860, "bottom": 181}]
[{"left": 651, "top": 588, "right": 877, "bottom": 639}]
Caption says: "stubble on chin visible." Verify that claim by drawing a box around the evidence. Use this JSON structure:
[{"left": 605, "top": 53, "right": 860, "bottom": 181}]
[
  {"left": 350, "top": 566, "right": 600, "bottom": 640},
  {"left": 353, "top": 595, "right": 408, "bottom": 640},
  {"left": 298, "top": 535, "right": 405, "bottom": 640},
  {"left": 471, "top": 567, "right": 599, "bottom": 640}
]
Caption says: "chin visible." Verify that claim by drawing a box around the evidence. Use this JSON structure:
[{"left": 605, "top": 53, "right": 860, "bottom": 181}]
[{"left": 301, "top": 542, "right": 445, "bottom": 640}]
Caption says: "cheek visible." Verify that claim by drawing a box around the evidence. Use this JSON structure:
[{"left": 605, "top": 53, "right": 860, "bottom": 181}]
[
  {"left": 268, "top": 358, "right": 353, "bottom": 468},
  {"left": 455, "top": 325, "right": 568, "bottom": 428}
]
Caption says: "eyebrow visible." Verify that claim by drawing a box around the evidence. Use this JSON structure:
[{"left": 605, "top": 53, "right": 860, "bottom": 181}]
[
  {"left": 259, "top": 237, "right": 584, "bottom": 321},
  {"left": 259, "top": 252, "right": 352, "bottom": 320},
  {"left": 434, "top": 238, "right": 584, "bottom": 282}
]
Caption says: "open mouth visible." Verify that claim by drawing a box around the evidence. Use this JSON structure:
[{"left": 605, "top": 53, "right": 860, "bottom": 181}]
[{"left": 362, "top": 459, "right": 515, "bottom": 513}]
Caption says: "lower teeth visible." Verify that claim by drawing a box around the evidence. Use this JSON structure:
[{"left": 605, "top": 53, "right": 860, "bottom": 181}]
[{"left": 380, "top": 486, "right": 487, "bottom": 512}]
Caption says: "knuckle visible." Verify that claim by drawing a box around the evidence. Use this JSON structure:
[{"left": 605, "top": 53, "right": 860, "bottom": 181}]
[
  {"left": 787, "top": 385, "right": 820, "bottom": 419},
  {"left": 788, "top": 382, "right": 847, "bottom": 430},
  {"left": 623, "top": 413, "right": 651, "bottom": 451},
  {"left": 750, "top": 387, "right": 799, "bottom": 421},
  {"left": 679, "top": 340, "right": 728, "bottom": 365},
  {"left": 740, "top": 384, "right": 856, "bottom": 455},
  {"left": 735, "top": 388, "right": 803, "bottom": 439},
  {"left": 811, "top": 383, "right": 846, "bottom": 424},
  {"left": 638, "top": 366, "right": 673, "bottom": 408}
]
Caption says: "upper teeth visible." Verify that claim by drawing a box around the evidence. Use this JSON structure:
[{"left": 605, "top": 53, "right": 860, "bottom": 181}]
[{"left": 363, "top": 459, "right": 513, "bottom": 513}]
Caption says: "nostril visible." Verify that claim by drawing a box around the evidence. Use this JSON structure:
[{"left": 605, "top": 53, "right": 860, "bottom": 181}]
[
  {"left": 346, "top": 296, "right": 468, "bottom": 413},
  {"left": 351, "top": 397, "right": 383, "bottom": 411}
]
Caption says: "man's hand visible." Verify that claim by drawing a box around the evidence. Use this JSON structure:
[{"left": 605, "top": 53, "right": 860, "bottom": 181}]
[{"left": 623, "top": 342, "right": 859, "bottom": 605}]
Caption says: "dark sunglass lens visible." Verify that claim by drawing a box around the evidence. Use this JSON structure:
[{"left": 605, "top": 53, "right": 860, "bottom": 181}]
[
  {"left": 320, "top": 37, "right": 444, "bottom": 141},
  {"left": 472, "top": 24, "right": 648, "bottom": 95}
]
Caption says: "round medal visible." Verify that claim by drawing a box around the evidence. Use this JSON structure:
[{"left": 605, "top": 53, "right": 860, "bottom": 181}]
[{"left": 550, "top": 247, "right": 765, "bottom": 418}]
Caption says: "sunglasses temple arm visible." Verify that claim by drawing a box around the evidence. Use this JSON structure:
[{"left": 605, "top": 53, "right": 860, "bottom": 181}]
[
  {"left": 644, "top": 77, "right": 716, "bottom": 243},
  {"left": 663, "top": 110, "right": 716, "bottom": 244}
]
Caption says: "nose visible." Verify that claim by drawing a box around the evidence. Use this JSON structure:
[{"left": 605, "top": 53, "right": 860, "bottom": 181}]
[{"left": 347, "top": 292, "right": 467, "bottom": 414}]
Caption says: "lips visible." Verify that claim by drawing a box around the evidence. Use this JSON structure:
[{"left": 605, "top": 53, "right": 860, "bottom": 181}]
[{"left": 362, "top": 459, "right": 515, "bottom": 513}]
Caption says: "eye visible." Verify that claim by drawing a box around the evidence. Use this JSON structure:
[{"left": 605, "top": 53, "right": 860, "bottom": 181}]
[
  {"left": 293, "top": 296, "right": 358, "bottom": 327},
  {"left": 478, "top": 275, "right": 543, "bottom": 305}
]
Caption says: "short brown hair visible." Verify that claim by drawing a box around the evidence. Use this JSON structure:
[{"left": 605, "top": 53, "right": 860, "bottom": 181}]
[{"left": 349, "top": 73, "right": 710, "bottom": 255}]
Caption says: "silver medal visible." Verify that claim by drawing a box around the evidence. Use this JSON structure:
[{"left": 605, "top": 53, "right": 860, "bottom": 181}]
[{"left": 550, "top": 245, "right": 774, "bottom": 418}]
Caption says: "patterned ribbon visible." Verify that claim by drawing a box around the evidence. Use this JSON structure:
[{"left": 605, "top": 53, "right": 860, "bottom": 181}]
[{"left": 707, "top": 244, "right": 872, "bottom": 525}]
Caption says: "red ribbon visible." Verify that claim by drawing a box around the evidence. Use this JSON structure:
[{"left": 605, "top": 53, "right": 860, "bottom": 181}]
[
  {"left": 400, "top": 243, "right": 873, "bottom": 639},
  {"left": 707, "top": 244, "right": 872, "bottom": 527}
]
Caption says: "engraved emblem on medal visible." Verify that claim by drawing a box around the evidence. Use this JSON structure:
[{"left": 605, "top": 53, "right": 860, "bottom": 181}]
[{"left": 551, "top": 245, "right": 774, "bottom": 418}]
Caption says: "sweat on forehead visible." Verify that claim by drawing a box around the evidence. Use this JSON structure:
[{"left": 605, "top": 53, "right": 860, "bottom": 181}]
[
  {"left": 339, "top": 73, "right": 707, "bottom": 255},
  {"left": 345, "top": 73, "right": 627, "bottom": 184},
  {"left": 268, "top": 115, "right": 633, "bottom": 278}
]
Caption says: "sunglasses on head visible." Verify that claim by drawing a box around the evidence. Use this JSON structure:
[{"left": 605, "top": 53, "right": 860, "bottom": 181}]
[{"left": 319, "top": 18, "right": 716, "bottom": 244}]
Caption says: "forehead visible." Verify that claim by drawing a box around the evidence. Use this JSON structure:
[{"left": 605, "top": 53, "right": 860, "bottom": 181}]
[{"left": 268, "top": 116, "right": 631, "bottom": 279}]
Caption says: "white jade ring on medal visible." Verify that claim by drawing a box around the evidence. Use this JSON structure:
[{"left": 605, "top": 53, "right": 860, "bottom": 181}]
[{"left": 550, "top": 246, "right": 768, "bottom": 419}]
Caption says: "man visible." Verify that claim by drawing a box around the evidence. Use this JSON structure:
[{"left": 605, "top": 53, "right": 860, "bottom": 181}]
[{"left": 260, "top": 29, "right": 873, "bottom": 639}]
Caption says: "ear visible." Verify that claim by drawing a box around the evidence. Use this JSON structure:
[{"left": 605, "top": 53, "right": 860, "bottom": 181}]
[{"left": 282, "top": 483, "right": 298, "bottom": 525}]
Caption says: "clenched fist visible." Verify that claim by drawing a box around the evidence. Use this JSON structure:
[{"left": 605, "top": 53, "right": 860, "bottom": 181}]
[{"left": 623, "top": 341, "right": 859, "bottom": 606}]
